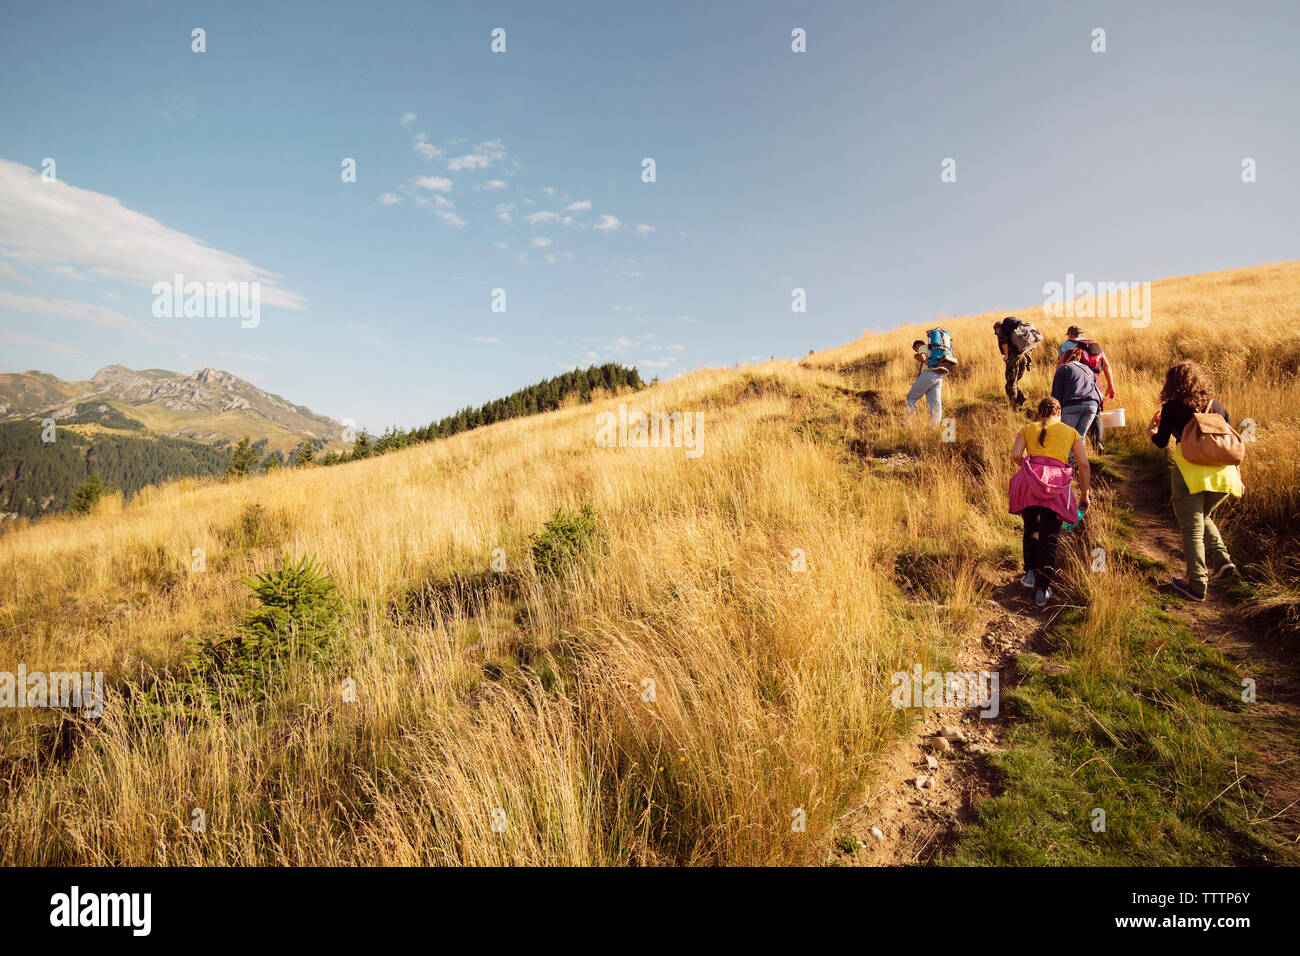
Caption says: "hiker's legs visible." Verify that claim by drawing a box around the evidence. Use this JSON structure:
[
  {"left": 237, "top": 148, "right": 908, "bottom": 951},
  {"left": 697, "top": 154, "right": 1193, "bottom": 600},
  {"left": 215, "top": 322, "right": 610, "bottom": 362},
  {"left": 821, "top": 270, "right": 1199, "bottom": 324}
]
[
  {"left": 1170, "top": 466, "right": 1209, "bottom": 591},
  {"left": 1034, "top": 508, "right": 1063, "bottom": 588},
  {"left": 1202, "top": 490, "right": 1232, "bottom": 570},
  {"left": 905, "top": 372, "right": 927, "bottom": 416},
  {"left": 1004, "top": 353, "right": 1026, "bottom": 407},
  {"left": 1060, "top": 403, "right": 1098, "bottom": 443},
  {"left": 1060, "top": 403, "right": 1098, "bottom": 463},
  {"left": 925, "top": 375, "right": 943, "bottom": 423},
  {"left": 1021, "top": 508, "right": 1041, "bottom": 573}
]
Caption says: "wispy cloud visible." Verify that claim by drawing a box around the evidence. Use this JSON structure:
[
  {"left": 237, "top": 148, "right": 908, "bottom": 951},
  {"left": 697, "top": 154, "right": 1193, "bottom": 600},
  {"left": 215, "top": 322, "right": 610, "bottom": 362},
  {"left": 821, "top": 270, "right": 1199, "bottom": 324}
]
[
  {"left": 410, "top": 175, "right": 452, "bottom": 193},
  {"left": 0, "top": 158, "right": 305, "bottom": 310},
  {"left": 594, "top": 214, "right": 622, "bottom": 231},
  {"left": 564, "top": 200, "right": 591, "bottom": 212},
  {"left": 0, "top": 328, "right": 88, "bottom": 358},
  {"left": 401, "top": 112, "right": 417, "bottom": 127},
  {"left": 377, "top": 192, "right": 403, "bottom": 205},
  {"left": 0, "top": 290, "right": 189, "bottom": 345},
  {"left": 635, "top": 223, "right": 655, "bottom": 234}
]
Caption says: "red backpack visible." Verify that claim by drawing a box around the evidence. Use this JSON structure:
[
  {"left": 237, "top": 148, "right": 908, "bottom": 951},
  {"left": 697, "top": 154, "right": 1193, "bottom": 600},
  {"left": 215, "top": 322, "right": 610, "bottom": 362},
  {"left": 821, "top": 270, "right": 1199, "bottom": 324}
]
[{"left": 1069, "top": 339, "right": 1105, "bottom": 373}]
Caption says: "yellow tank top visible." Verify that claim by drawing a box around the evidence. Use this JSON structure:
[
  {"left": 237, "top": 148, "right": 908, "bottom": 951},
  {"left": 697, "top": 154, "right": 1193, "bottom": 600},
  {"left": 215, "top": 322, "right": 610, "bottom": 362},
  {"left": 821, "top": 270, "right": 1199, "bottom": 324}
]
[{"left": 1021, "top": 421, "right": 1079, "bottom": 463}]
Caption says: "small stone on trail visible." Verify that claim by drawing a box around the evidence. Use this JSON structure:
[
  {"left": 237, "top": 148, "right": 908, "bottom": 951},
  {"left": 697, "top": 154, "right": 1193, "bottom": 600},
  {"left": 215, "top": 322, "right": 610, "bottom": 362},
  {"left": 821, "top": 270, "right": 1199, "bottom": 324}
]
[
  {"left": 939, "top": 725, "right": 964, "bottom": 742},
  {"left": 914, "top": 775, "right": 934, "bottom": 790},
  {"left": 926, "top": 754, "right": 939, "bottom": 769},
  {"left": 870, "top": 827, "right": 885, "bottom": 842},
  {"left": 929, "top": 736, "right": 952, "bottom": 751}
]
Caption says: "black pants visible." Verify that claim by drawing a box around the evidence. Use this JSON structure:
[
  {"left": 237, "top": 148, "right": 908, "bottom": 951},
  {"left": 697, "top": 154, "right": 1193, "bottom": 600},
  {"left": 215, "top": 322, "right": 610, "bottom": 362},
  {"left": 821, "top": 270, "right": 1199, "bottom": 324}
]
[{"left": 1021, "top": 506, "right": 1063, "bottom": 587}]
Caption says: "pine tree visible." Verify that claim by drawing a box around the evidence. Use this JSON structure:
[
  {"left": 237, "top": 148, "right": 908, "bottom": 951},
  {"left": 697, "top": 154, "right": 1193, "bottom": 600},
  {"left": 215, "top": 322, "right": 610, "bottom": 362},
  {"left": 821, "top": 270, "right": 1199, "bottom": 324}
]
[
  {"left": 226, "top": 436, "right": 259, "bottom": 479},
  {"left": 293, "top": 441, "right": 316, "bottom": 467}
]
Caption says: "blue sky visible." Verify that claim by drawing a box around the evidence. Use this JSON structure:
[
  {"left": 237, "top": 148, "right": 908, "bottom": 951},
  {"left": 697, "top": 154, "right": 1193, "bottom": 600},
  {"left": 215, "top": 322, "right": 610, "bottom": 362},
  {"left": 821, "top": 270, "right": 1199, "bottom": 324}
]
[{"left": 1, "top": 0, "right": 1297, "bottom": 430}]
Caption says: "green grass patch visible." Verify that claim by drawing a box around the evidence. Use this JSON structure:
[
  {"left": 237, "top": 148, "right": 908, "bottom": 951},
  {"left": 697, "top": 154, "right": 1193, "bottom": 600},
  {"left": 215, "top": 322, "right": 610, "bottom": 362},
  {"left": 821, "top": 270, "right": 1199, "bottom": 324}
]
[{"left": 949, "top": 597, "right": 1279, "bottom": 866}]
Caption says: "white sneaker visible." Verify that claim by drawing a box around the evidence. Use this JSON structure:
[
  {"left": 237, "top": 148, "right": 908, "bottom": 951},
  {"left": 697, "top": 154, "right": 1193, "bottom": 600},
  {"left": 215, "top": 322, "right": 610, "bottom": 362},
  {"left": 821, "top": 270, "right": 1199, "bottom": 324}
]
[{"left": 1021, "top": 571, "right": 1036, "bottom": 589}]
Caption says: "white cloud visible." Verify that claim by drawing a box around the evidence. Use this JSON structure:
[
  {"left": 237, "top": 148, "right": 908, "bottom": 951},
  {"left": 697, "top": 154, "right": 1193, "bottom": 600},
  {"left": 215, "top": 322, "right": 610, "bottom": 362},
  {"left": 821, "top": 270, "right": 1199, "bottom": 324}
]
[
  {"left": 401, "top": 112, "right": 417, "bottom": 127},
  {"left": 544, "top": 254, "right": 557, "bottom": 264},
  {"left": 619, "top": 270, "right": 645, "bottom": 279},
  {"left": 0, "top": 159, "right": 304, "bottom": 310},
  {"left": 447, "top": 154, "right": 491, "bottom": 171},
  {"left": 0, "top": 291, "right": 188, "bottom": 345},
  {"left": 411, "top": 175, "right": 452, "bottom": 192},
  {"left": 0, "top": 329, "right": 87, "bottom": 358},
  {"left": 493, "top": 241, "right": 509, "bottom": 251},
  {"left": 594, "top": 214, "right": 622, "bottom": 231},
  {"left": 47, "top": 264, "right": 88, "bottom": 280},
  {"left": 473, "top": 336, "right": 502, "bottom": 344},
  {"left": 434, "top": 209, "right": 467, "bottom": 228},
  {"left": 495, "top": 203, "right": 515, "bottom": 225},
  {"left": 564, "top": 199, "right": 591, "bottom": 212},
  {"left": 541, "top": 186, "right": 556, "bottom": 196},
  {"left": 0, "top": 261, "right": 32, "bottom": 284},
  {"left": 531, "top": 237, "right": 553, "bottom": 248},
  {"left": 377, "top": 192, "right": 403, "bottom": 205},
  {"left": 414, "top": 141, "right": 443, "bottom": 160},
  {"left": 447, "top": 140, "right": 506, "bottom": 172},
  {"left": 524, "top": 210, "right": 561, "bottom": 226},
  {"left": 475, "top": 179, "right": 508, "bottom": 190},
  {"left": 635, "top": 224, "right": 655, "bottom": 234}
]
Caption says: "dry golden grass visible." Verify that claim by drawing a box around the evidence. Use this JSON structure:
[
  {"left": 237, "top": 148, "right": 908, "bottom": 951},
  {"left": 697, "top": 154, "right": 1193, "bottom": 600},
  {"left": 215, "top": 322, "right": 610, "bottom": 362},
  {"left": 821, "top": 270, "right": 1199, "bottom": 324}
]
[{"left": 0, "top": 260, "right": 1296, "bottom": 865}]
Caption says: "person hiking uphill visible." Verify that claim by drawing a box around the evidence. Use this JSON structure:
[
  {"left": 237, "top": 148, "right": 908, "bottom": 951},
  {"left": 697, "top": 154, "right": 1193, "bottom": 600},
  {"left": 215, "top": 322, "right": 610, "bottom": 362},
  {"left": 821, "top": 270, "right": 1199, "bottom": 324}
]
[
  {"left": 1051, "top": 346, "right": 1104, "bottom": 457},
  {"left": 1009, "top": 397, "right": 1091, "bottom": 607},
  {"left": 993, "top": 316, "right": 1040, "bottom": 410},
  {"left": 1056, "top": 325, "right": 1116, "bottom": 400},
  {"left": 1056, "top": 324, "right": 1116, "bottom": 451},
  {"left": 1148, "top": 360, "right": 1245, "bottom": 601},
  {"left": 906, "top": 336, "right": 950, "bottom": 423}
]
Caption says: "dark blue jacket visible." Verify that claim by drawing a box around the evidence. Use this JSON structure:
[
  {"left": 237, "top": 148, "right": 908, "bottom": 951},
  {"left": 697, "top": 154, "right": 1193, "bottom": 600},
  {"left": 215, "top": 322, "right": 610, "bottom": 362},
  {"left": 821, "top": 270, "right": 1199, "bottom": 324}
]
[{"left": 1051, "top": 361, "right": 1103, "bottom": 408}]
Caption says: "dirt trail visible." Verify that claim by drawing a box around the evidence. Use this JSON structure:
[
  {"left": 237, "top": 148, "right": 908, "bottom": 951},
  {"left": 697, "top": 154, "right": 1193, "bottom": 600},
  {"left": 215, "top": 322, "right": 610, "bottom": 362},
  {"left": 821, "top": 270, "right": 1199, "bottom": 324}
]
[
  {"left": 1113, "top": 467, "right": 1300, "bottom": 860},
  {"left": 836, "top": 455, "right": 1299, "bottom": 864},
  {"left": 837, "top": 557, "right": 1058, "bottom": 865}
]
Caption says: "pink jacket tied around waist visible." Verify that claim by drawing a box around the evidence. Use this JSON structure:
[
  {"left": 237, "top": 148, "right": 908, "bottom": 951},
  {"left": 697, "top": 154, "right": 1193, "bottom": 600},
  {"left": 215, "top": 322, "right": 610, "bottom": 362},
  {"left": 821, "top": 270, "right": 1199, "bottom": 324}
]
[{"left": 1008, "top": 455, "right": 1077, "bottom": 523}]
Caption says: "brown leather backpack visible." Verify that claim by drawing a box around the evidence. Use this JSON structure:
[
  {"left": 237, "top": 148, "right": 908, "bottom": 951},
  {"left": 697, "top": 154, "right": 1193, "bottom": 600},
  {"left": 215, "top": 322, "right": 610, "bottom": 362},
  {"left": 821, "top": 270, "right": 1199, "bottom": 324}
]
[{"left": 1179, "top": 402, "right": 1246, "bottom": 466}]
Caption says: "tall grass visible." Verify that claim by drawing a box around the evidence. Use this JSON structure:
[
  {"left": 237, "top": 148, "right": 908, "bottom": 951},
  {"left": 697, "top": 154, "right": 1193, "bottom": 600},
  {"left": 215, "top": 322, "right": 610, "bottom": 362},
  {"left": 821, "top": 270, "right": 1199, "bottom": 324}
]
[{"left": 1, "top": 261, "right": 1295, "bottom": 864}]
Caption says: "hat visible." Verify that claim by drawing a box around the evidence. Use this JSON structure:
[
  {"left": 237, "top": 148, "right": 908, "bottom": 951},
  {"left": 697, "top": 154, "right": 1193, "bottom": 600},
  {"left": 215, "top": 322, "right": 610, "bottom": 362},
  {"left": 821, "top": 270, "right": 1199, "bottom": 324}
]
[{"left": 1066, "top": 324, "right": 1084, "bottom": 337}]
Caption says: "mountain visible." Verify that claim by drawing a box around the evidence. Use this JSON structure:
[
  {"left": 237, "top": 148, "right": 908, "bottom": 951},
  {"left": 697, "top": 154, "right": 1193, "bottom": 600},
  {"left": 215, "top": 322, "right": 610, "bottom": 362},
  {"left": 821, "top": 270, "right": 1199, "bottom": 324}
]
[{"left": 0, "top": 364, "right": 345, "bottom": 454}]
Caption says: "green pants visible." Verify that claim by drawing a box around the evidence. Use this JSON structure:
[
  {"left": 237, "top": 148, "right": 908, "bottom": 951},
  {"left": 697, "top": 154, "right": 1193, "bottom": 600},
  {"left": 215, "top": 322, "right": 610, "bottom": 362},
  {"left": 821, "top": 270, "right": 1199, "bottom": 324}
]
[{"left": 1170, "top": 465, "right": 1232, "bottom": 591}]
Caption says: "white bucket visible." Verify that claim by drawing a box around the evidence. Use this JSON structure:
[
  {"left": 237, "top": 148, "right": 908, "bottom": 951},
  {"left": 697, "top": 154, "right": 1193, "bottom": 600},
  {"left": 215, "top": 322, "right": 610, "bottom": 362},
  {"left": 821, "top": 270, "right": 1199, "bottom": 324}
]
[{"left": 1099, "top": 408, "right": 1126, "bottom": 429}]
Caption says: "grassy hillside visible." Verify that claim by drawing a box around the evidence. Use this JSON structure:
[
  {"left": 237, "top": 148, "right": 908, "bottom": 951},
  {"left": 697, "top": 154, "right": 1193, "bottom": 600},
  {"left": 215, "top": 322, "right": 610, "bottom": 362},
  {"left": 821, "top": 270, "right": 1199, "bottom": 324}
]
[{"left": 0, "top": 261, "right": 1295, "bottom": 865}]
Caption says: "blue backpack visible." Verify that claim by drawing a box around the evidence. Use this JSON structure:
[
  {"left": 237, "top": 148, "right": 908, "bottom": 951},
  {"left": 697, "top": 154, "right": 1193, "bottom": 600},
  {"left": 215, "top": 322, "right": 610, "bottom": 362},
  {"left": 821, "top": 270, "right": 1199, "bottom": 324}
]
[{"left": 925, "top": 328, "right": 956, "bottom": 374}]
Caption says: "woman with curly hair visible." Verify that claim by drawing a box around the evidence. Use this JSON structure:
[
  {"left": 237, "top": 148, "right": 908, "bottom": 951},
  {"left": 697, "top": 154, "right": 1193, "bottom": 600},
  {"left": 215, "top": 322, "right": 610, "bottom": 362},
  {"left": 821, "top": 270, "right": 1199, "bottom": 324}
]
[{"left": 1148, "top": 360, "right": 1244, "bottom": 601}]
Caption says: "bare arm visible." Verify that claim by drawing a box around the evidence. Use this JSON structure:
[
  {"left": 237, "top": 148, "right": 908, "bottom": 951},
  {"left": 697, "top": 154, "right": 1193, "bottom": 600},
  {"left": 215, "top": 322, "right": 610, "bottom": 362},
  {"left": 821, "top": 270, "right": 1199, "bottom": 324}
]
[
  {"left": 1073, "top": 437, "right": 1091, "bottom": 507},
  {"left": 1011, "top": 432, "right": 1027, "bottom": 464},
  {"left": 1101, "top": 355, "right": 1115, "bottom": 398}
]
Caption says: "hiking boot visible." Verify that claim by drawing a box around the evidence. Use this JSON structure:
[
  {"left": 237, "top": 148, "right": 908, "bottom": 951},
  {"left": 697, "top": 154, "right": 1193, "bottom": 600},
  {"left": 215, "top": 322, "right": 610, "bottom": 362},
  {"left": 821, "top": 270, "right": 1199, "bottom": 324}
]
[
  {"left": 1211, "top": 562, "right": 1237, "bottom": 581},
  {"left": 1171, "top": 577, "right": 1207, "bottom": 601},
  {"left": 1021, "top": 570, "right": 1036, "bottom": 589},
  {"left": 1034, "top": 586, "right": 1052, "bottom": 607}
]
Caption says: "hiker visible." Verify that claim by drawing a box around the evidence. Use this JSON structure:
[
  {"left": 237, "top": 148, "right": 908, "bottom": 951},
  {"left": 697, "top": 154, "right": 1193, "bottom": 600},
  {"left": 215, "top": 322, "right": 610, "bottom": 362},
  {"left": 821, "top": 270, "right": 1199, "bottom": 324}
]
[
  {"left": 1056, "top": 325, "right": 1116, "bottom": 450},
  {"left": 993, "top": 316, "right": 1040, "bottom": 409},
  {"left": 1051, "top": 346, "right": 1104, "bottom": 458},
  {"left": 1148, "top": 360, "right": 1244, "bottom": 601},
  {"left": 906, "top": 331, "right": 954, "bottom": 423},
  {"left": 1055, "top": 325, "right": 1116, "bottom": 400},
  {"left": 1009, "top": 397, "right": 1091, "bottom": 607}
]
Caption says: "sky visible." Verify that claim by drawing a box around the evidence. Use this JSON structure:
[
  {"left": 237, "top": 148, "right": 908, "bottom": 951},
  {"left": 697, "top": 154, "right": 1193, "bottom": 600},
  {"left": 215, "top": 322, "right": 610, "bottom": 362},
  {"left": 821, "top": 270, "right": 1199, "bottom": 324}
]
[{"left": 1, "top": 0, "right": 1297, "bottom": 431}]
